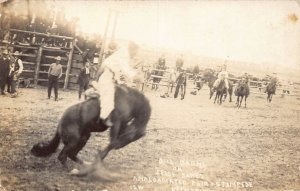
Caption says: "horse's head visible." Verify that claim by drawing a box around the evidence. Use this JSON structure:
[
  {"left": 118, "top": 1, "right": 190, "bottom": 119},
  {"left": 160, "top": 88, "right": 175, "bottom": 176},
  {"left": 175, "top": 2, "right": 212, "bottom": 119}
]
[
  {"left": 218, "top": 78, "right": 224, "bottom": 86},
  {"left": 236, "top": 80, "right": 249, "bottom": 94}
]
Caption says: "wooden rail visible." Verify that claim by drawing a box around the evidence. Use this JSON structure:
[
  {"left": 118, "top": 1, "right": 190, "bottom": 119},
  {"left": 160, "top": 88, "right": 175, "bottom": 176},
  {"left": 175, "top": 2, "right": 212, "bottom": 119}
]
[{"left": 10, "top": 29, "right": 74, "bottom": 40}]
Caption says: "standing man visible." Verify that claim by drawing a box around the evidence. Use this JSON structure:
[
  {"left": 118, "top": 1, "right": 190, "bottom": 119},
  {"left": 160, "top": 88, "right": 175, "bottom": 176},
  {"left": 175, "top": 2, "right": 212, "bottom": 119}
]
[
  {"left": 175, "top": 54, "right": 184, "bottom": 71},
  {"left": 157, "top": 54, "right": 166, "bottom": 69},
  {"left": 48, "top": 56, "right": 62, "bottom": 101},
  {"left": 0, "top": 49, "right": 10, "bottom": 95},
  {"left": 160, "top": 66, "right": 178, "bottom": 98},
  {"left": 78, "top": 61, "right": 90, "bottom": 100},
  {"left": 9, "top": 51, "right": 23, "bottom": 98}
]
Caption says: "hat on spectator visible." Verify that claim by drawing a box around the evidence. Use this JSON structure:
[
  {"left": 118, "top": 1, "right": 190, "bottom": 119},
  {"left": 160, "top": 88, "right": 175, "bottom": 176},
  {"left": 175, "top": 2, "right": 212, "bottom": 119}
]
[
  {"left": 56, "top": 56, "right": 61, "bottom": 61},
  {"left": 14, "top": 51, "right": 20, "bottom": 56}
]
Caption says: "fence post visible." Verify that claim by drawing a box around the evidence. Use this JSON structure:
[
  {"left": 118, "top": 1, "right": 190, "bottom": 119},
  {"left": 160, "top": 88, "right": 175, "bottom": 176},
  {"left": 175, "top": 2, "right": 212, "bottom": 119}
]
[
  {"left": 34, "top": 46, "right": 43, "bottom": 86},
  {"left": 64, "top": 40, "right": 74, "bottom": 89}
]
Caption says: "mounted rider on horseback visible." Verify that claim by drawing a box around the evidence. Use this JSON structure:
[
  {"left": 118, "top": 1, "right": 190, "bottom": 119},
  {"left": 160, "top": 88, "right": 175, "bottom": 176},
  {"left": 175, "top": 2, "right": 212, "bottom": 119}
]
[{"left": 213, "top": 64, "right": 229, "bottom": 93}]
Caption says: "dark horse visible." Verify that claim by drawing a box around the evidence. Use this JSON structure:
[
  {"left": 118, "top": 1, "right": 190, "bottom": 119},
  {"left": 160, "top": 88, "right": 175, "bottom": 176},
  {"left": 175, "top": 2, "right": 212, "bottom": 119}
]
[
  {"left": 203, "top": 70, "right": 233, "bottom": 103},
  {"left": 174, "top": 72, "right": 187, "bottom": 100},
  {"left": 235, "top": 81, "right": 250, "bottom": 108},
  {"left": 266, "top": 80, "right": 277, "bottom": 103},
  {"left": 31, "top": 85, "right": 151, "bottom": 175}
]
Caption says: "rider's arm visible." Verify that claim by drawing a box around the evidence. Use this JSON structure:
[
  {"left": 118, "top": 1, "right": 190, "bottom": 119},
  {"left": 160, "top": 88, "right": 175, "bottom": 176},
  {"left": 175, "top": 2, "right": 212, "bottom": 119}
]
[{"left": 17, "top": 59, "right": 23, "bottom": 75}]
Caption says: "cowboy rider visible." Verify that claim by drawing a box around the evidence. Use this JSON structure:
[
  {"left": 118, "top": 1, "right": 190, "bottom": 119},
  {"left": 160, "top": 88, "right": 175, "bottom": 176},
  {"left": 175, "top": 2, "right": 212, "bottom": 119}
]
[
  {"left": 213, "top": 64, "right": 229, "bottom": 91},
  {"left": 86, "top": 42, "right": 139, "bottom": 127}
]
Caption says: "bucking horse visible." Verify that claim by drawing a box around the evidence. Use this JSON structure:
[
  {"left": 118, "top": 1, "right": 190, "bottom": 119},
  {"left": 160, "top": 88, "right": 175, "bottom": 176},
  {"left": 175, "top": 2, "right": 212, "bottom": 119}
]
[{"left": 31, "top": 84, "right": 151, "bottom": 178}]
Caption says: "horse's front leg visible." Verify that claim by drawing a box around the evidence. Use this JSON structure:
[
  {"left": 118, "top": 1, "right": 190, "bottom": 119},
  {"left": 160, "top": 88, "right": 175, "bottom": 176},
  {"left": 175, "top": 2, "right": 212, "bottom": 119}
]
[
  {"left": 214, "top": 93, "right": 218, "bottom": 104},
  {"left": 209, "top": 88, "right": 214, "bottom": 99},
  {"left": 219, "top": 94, "right": 223, "bottom": 105},
  {"left": 244, "top": 96, "right": 247, "bottom": 108},
  {"left": 223, "top": 94, "right": 227, "bottom": 102},
  {"left": 239, "top": 95, "right": 243, "bottom": 108},
  {"left": 236, "top": 96, "right": 239, "bottom": 107},
  {"left": 100, "top": 120, "right": 121, "bottom": 160}
]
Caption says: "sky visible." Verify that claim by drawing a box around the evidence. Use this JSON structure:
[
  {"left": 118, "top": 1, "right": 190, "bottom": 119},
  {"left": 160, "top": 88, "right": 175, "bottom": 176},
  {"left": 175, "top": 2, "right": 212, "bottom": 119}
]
[{"left": 30, "top": 0, "right": 300, "bottom": 72}]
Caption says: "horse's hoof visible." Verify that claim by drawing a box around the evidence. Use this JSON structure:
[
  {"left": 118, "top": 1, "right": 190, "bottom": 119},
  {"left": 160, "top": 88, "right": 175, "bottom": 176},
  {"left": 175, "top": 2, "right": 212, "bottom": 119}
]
[
  {"left": 83, "top": 161, "right": 93, "bottom": 165},
  {"left": 70, "top": 168, "right": 80, "bottom": 175}
]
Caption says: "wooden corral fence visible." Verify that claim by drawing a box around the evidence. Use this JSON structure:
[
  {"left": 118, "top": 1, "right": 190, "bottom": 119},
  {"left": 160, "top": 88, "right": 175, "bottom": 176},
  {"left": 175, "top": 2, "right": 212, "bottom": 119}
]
[
  {"left": 0, "top": 29, "right": 92, "bottom": 90},
  {"left": 142, "top": 67, "right": 300, "bottom": 98}
]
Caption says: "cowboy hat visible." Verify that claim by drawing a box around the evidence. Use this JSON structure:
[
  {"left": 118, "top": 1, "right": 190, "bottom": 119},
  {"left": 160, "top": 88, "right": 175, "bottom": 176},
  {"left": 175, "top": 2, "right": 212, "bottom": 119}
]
[
  {"left": 14, "top": 51, "right": 20, "bottom": 56},
  {"left": 56, "top": 56, "right": 61, "bottom": 61}
]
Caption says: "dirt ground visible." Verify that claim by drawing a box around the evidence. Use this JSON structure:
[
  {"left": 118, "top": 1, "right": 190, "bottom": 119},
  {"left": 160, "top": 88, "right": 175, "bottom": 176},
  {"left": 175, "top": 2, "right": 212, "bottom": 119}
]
[{"left": 0, "top": 84, "right": 299, "bottom": 191}]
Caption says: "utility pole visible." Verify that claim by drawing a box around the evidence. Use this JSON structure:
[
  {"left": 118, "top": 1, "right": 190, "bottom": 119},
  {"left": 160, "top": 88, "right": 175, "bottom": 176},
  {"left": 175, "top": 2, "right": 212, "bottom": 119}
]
[
  {"left": 98, "top": 9, "right": 112, "bottom": 67},
  {"left": 111, "top": 11, "right": 119, "bottom": 42}
]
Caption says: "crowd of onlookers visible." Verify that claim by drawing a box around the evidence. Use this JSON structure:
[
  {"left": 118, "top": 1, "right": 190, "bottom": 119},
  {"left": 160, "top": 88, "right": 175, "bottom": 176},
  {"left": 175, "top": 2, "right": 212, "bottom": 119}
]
[
  {"left": 0, "top": 1, "right": 118, "bottom": 63},
  {"left": 0, "top": 49, "right": 23, "bottom": 97}
]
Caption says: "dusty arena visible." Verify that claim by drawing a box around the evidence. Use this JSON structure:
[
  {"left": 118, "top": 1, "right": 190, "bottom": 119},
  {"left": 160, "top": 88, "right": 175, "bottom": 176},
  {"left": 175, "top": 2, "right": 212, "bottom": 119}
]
[{"left": 0, "top": 84, "right": 299, "bottom": 191}]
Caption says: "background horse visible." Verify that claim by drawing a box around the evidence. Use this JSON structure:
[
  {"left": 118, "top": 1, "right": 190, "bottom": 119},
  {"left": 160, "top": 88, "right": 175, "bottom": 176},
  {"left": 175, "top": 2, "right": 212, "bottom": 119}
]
[
  {"left": 212, "top": 79, "right": 226, "bottom": 105},
  {"left": 201, "top": 70, "right": 217, "bottom": 99},
  {"left": 266, "top": 80, "right": 276, "bottom": 103},
  {"left": 235, "top": 81, "right": 250, "bottom": 108},
  {"left": 202, "top": 70, "right": 232, "bottom": 103},
  {"left": 31, "top": 85, "right": 151, "bottom": 177}
]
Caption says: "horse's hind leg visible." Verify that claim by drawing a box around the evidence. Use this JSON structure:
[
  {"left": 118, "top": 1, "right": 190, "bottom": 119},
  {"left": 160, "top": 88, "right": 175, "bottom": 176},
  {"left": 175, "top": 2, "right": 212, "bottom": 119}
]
[
  {"left": 58, "top": 139, "right": 79, "bottom": 168},
  {"left": 68, "top": 133, "right": 91, "bottom": 164}
]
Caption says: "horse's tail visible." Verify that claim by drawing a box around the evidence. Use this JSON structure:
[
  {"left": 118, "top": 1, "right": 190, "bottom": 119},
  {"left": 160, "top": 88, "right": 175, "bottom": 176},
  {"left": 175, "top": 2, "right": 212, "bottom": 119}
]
[{"left": 31, "top": 131, "right": 60, "bottom": 157}]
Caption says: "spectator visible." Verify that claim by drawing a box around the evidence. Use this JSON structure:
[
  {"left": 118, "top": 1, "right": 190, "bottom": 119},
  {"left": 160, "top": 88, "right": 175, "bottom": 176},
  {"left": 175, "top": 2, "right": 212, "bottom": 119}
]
[
  {"left": 0, "top": 49, "right": 10, "bottom": 95},
  {"left": 78, "top": 61, "right": 90, "bottom": 100},
  {"left": 48, "top": 56, "right": 62, "bottom": 101},
  {"left": 160, "top": 67, "right": 178, "bottom": 98},
  {"left": 157, "top": 54, "right": 166, "bottom": 69},
  {"left": 9, "top": 51, "right": 23, "bottom": 98},
  {"left": 176, "top": 54, "right": 184, "bottom": 70}
]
